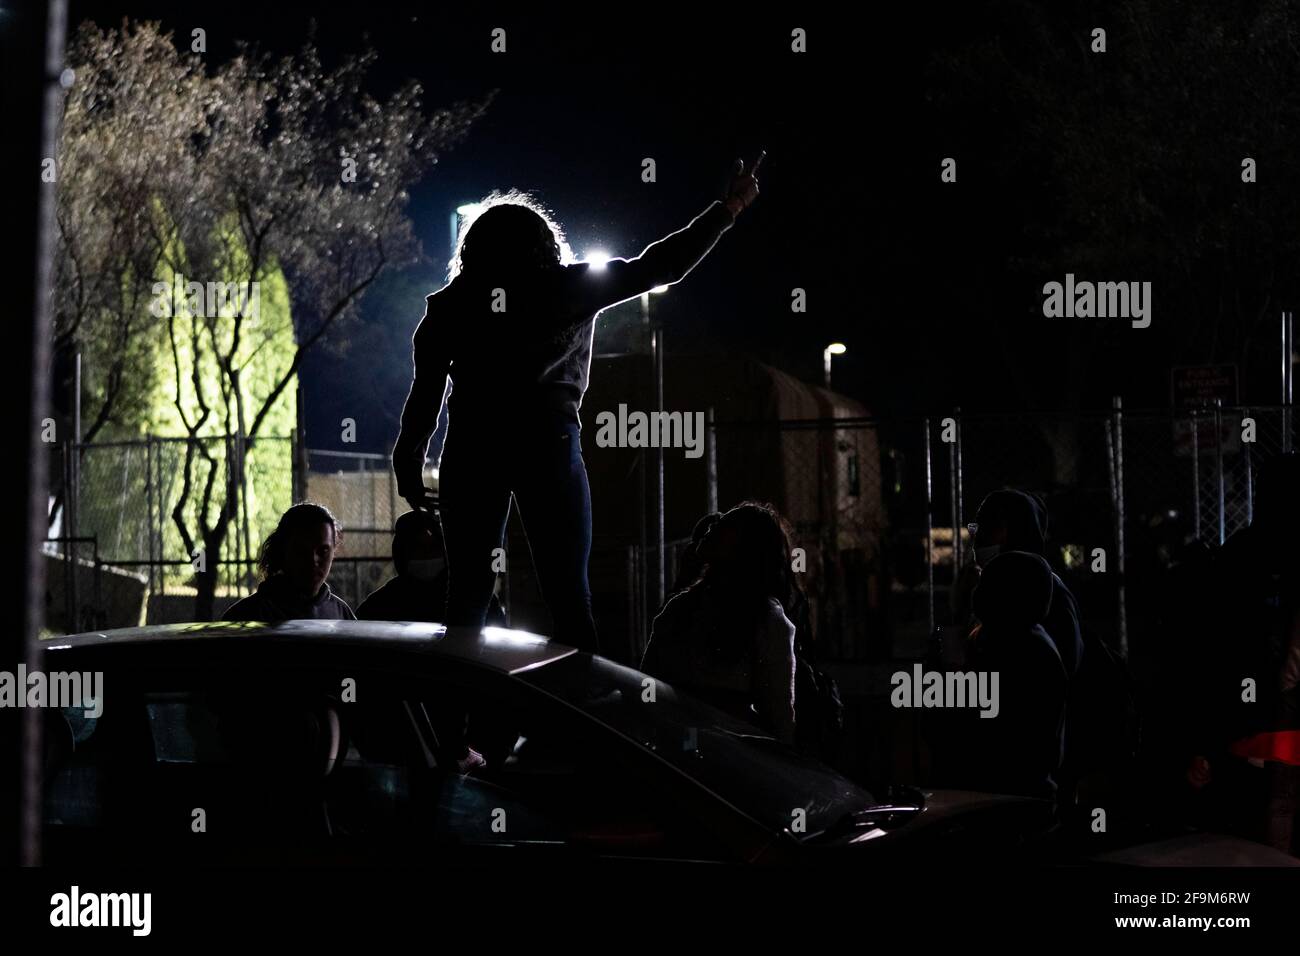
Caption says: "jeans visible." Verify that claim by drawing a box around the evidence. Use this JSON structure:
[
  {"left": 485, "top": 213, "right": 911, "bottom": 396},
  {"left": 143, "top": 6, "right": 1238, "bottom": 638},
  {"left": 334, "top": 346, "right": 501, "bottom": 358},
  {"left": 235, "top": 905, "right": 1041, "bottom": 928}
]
[{"left": 438, "top": 415, "right": 599, "bottom": 653}]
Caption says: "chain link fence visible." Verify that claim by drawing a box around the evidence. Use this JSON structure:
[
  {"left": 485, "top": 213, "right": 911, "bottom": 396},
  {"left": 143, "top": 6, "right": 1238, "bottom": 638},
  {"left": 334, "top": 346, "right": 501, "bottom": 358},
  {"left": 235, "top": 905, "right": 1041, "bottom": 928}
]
[
  {"left": 44, "top": 406, "right": 1296, "bottom": 672},
  {"left": 50, "top": 435, "right": 296, "bottom": 626},
  {"left": 707, "top": 406, "right": 1297, "bottom": 667},
  {"left": 707, "top": 417, "right": 889, "bottom": 664},
  {"left": 299, "top": 448, "right": 406, "bottom": 608},
  {"left": 46, "top": 435, "right": 409, "bottom": 627},
  {"left": 699, "top": 406, "right": 1294, "bottom": 785}
]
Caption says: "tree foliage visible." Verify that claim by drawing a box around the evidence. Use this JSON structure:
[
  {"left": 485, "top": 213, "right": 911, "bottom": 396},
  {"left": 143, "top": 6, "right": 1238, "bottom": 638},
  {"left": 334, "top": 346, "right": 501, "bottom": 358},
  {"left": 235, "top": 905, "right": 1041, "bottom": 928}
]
[{"left": 54, "top": 19, "right": 490, "bottom": 612}]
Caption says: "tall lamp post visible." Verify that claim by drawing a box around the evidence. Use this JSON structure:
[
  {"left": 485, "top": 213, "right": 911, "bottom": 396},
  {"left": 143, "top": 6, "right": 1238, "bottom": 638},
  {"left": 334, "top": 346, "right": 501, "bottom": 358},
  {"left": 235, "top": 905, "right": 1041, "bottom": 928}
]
[
  {"left": 823, "top": 342, "right": 847, "bottom": 389},
  {"left": 643, "top": 285, "right": 669, "bottom": 611}
]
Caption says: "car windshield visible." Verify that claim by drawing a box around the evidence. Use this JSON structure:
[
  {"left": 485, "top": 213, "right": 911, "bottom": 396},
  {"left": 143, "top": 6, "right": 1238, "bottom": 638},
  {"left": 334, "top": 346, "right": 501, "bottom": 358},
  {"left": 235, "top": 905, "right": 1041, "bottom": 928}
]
[{"left": 518, "top": 653, "right": 875, "bottom": 837}]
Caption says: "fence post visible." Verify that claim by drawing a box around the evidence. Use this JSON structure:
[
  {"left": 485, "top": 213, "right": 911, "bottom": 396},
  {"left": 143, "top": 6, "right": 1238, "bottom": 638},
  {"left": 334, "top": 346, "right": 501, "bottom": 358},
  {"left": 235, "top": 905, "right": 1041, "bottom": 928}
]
[
  {"left": 637, "top": 444, "right": 647, "bottom": 635},
  {"left": 71, "top": 353, "right": 82, "bottom": 631},
  {"left": 92, "top": 537, "right": 103, "bottom": 630},
  {"left": 1190, "top": 407, "right": 1201, "bottom": 541},
  {"left": 1213, "top": 398, "right": 1225, "bottom": 545},
  {"left": 627, "top": 544, "right": 639, "bottom": 662},
  {"left": 1283, "top": 311, "right": 1294, "bottom": 454},
  {"left": 1110, "top": 396, "right": 1128, "bottom": 658},
  {"left": 924, "top": 417, "right": 934, "bottom": 640},
  {"left": 705, "top": 407, "right": 717, "bottom": 515},
  {"left": 947, "top": 415, "right": 958, "bottom": 584},
  {"left": 239, "top": 434, "right": 254, "bottom": 593},
  {"left": 954, "top": 407, "right": 964, "bottom": 574},
  {"left": 158, "top": 439, "right": 168, "bottom": 606},
  {"left": 652, "top": 324, "right": 665, "bottom": 613},
  {"left": 61, "top": 440, "right": 73, "bottom": 631},
  {"left": 363, "top": 454, "right": 374, "bottom": 533},
  {"left": 144, "top": 436, "right": 154, "bottom": 611},
  {"left": 290, "top": 428, "right": 301, "bottom": 503},
  {"left": 388, "top": 445, "right": 397, "bottom": 530},
  {"left": 72, "top": 351, "right": 81, "bottom": 542},
  {"left": 1243, "top": 406, "right": 1254, "bottom": 525}
]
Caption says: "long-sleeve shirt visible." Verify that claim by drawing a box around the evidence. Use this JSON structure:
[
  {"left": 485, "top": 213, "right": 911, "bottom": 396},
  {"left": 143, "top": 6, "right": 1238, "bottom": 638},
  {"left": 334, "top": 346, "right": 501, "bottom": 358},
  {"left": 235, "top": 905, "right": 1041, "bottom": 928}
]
[
  {"left": 392, "top": 201, "right": 736, "bottom": 496},
  {"left": 642, "top": 588, "right": 797, "bottom": 745},
  {"left": 221, "top": 575, "right": 356, "bottom": 622}
]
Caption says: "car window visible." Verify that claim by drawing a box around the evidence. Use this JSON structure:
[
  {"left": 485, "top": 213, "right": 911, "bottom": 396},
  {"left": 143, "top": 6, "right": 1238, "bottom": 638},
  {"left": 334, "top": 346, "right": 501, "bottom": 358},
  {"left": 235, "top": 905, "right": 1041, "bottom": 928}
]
[
  {"left": 42, "top": 669, "right": 431, "bottom": 861},
  {"left": 411, "top": 675, "right": 736, "bottom": 860},
  {"left": 42, "top": 661, "right": 735, "bottom": 862},
  {"left": 519, "top": 653, "right": 876, "bottom": 837},
  {"left": 44, "top": 706, "right": 106, "bottom": 829}
]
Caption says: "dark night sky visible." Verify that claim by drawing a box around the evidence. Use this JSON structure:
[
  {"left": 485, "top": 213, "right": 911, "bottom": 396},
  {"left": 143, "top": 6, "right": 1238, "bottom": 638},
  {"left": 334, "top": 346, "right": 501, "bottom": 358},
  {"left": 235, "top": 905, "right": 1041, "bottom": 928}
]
[{"left": 67, "top": 1, "right": 1299, "bottom": 452}]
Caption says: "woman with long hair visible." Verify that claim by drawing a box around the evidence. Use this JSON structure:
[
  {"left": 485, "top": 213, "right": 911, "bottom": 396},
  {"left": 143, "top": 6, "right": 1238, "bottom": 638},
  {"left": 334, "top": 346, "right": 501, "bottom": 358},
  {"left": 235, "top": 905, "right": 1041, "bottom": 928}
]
[
  {"left": 393, "top": 154, "right": 764, "bottom": 651},
  {"left": 641, "top": 501, "right": 798, "bottom": 744},
  {"left": 222, "top": 502, "right": 356, "bottom": 621}
]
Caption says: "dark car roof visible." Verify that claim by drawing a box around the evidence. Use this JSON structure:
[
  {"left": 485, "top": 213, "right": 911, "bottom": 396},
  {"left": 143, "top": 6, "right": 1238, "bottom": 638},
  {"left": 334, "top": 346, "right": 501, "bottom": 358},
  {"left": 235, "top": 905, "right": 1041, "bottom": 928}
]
[{"left": 42, "top": 620, "right": 579, "bottom": 676}]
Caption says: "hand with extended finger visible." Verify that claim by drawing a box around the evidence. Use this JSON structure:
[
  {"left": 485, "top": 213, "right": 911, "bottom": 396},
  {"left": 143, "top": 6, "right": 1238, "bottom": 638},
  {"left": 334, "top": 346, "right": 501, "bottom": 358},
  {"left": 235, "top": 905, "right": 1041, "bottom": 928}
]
[{"left": 723, "top": 149, "right": 765, "bottom": 217}]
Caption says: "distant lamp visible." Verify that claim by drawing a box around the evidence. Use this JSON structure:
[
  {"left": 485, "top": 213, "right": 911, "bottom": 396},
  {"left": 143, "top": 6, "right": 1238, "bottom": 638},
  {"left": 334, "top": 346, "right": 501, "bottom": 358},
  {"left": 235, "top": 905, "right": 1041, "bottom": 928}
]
[
  {"left": 823, "top": 342, "right": 847, "bottom": 388},
  {"left": 585, "top": 251, "right": 610, "bottom": 270},
  {"left": 450, "top": 203, "right": 487, "bottom": 262}
]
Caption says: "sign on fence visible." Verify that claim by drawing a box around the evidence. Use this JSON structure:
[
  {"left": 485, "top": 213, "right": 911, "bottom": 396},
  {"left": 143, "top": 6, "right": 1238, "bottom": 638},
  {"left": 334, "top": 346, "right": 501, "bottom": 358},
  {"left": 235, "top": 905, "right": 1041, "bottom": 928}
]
[
  {"left": 1171, "top": 364, "right": 1238, "bottom": 408},
  {"left": 1171, "top": 365, "right": 1241, "bottom": 457}
]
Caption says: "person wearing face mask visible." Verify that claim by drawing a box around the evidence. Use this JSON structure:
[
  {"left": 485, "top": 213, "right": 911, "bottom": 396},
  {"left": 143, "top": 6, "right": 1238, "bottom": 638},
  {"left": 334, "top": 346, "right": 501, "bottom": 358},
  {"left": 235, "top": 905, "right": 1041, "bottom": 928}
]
[{"left": 357, "top": 509, "right": 506, "bottom": 625}]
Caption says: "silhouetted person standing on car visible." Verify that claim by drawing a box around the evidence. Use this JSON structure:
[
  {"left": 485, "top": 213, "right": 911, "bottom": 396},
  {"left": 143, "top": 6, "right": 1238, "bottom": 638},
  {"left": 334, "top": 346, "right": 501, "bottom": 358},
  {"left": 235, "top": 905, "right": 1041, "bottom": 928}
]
[{"left": 393, "top": 154, "right": 764, "bottom": 652}]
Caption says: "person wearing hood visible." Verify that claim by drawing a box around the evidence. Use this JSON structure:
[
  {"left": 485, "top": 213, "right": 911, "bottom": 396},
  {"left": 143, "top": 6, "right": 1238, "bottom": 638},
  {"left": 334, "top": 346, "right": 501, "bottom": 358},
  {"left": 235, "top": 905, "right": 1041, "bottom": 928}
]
[
  {"left": 357, "top": 509, "right": 505, "bottom": 626},
  {"left": 223, "top": 502, "right": 357, "bottom": 622},
  {"left": 962, "top": 551, "right": 1068, "bottom": 802},
  {"left": 967, "top": 489, "right": 1142, "bottom": 817},
  {"left": 969, "top": 490, "right": 1084, "bottom": 679}
]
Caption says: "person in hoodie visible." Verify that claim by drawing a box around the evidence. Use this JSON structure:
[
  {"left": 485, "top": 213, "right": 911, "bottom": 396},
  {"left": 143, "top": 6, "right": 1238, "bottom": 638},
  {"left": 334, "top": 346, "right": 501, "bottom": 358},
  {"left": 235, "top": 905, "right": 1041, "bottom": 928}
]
[
  {"left": 962, "top": 550, "right": 1068, "bottom": 803},
  {"left": 356, "top": 509, "right": 506, "bottom": 626},
  {"left": 392, "top": 153, "right": 764, "bottom": 654},
  {"left": 968, "top": 490, "right": 1083, "bottom": 678},
  {"left": 222, "top": 502, "right": 356, "bottom": 622}
]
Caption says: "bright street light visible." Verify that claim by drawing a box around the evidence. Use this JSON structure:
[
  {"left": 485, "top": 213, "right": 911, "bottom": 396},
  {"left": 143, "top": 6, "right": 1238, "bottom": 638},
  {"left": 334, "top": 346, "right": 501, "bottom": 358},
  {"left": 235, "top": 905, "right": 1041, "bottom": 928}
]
[{"left": 823, "top": 342, "right": 847, "bottom": 388}]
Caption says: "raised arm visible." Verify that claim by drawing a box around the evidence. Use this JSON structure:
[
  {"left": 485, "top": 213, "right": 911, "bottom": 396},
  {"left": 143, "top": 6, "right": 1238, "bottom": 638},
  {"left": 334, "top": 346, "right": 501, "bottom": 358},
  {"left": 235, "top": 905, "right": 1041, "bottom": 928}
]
[
  {"left": 578, "top": 151, "right": 765, "bottom": 312},
  {"left": 392, "top": 294, "right": 450, "bottom": 511}
]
